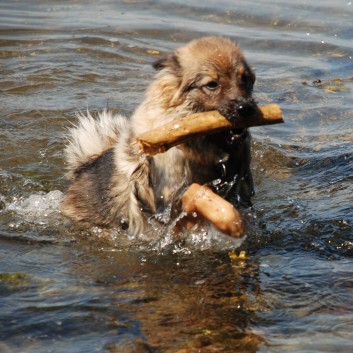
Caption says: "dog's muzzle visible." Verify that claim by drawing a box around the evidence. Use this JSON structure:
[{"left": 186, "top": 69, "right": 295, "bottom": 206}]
[{"left": 219, "top": 97, "right": 258, "bottom": 123}]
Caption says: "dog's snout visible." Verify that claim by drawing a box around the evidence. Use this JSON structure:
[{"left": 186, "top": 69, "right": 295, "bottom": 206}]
[
  {"left": 235, "top": 99, "right": 257, "bottom": 118},
  {"left": 219, "top": 97, "right": 258, "bottom": 122}
]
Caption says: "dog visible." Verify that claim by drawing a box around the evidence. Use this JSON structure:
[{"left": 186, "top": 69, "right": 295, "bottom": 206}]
[{"left": 61, "top": 36, "right": 256, "bottom": 237}]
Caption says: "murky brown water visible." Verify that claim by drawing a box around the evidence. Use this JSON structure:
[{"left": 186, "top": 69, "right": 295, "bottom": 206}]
[{"left": 1, "top": 1, "right": 353, "bottom": 352}]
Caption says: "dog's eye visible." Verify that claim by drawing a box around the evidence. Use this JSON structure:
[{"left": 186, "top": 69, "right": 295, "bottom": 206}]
[{"left": 205, "top": 81, "right": 219, "bottom": 90}]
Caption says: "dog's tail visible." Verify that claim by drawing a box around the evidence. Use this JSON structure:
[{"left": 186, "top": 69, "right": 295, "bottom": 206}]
[{"left": 64, "top": 110, "right": 129, "bottom": 175}]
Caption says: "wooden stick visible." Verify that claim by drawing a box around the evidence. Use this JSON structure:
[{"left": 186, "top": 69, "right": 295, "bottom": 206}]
[
  {"left": 135, "top": 103, "right": 283, "bottom": 155},
  {"left": 182, "top": 183, "right": 244, "bottom": 238}
]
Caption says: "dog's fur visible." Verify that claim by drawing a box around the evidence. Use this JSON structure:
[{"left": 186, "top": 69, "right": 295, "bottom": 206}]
[{"left": 61, "top": 36, "right": 256, "bottom": 236}]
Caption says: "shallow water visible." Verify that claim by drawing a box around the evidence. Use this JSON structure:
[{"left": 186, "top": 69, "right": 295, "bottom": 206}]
[{"left": 1, "top": 0, "right": 353, "bottom": 352}]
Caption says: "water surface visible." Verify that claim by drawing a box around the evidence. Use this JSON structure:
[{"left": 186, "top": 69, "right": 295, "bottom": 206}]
[{"left": 1, "top": 1, "right": 353, "bottom": 352}]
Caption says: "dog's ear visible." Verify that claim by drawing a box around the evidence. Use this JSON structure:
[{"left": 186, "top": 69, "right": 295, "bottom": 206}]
[
  {"left": 153, "top": 53, "right": 180, "bottom": 71},
  {"left": 153, "top": 52, "right": 184, "bottom": 107}
]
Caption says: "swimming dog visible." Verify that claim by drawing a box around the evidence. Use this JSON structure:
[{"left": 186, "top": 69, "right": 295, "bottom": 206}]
[{"left": 61, "top": 36, "right": 256, "bottom": 237}]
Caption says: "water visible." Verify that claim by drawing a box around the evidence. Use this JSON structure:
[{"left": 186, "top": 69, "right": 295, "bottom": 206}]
[{"left": 1, "top": 0, "right": 352, "bottom": 352}]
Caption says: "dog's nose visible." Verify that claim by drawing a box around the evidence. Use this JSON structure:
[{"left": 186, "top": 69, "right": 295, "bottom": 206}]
[
  {"left": 220, "top": 97, "right": 258, "bottom": 122},
  {"left": 234, "top": 98, "right": 257, "bottom": 118}
]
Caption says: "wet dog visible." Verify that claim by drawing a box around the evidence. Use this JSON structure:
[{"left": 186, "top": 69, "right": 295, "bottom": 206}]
[{"left": 61, "top": 36, "right": 256, "bottom": 237}]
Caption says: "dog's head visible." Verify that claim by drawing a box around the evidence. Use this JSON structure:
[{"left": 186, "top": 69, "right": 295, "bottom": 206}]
[{"left": 153, "top": 36, "right": 257, "bottom": 121}]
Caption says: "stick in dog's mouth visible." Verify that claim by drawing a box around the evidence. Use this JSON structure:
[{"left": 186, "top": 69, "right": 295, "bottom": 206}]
[{"left": 134, "top": 103, "right": 283, "bottom": 156}]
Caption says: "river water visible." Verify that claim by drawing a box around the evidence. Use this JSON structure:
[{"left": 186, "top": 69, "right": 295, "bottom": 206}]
[{"left": 1, "top": 1, "right": 353, "bottom": 352}]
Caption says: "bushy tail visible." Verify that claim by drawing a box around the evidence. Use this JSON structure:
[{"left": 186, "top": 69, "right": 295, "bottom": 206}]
[{"left": 64, "top": 110, "right": 130, "bottom": 173}]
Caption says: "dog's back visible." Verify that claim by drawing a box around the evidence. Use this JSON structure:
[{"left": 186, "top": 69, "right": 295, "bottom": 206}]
[{"left": 61, "top": 110, "right": 157, "bottom": 234}]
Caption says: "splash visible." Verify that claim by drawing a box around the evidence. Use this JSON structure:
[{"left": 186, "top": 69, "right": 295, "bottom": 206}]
[
  {"left": 6, "top": 190, "right": 63, "bottom": 225},
  {"left": 3, "top": 189, "right": 246, "bottom": 251},
  {"left": 145, "top": 210, "right": 247, "bottom": 253}
]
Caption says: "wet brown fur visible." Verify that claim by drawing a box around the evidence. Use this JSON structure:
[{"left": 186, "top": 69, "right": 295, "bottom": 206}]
[{"left": 61, "top": 36, "right": 256, "bottom": 237}]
